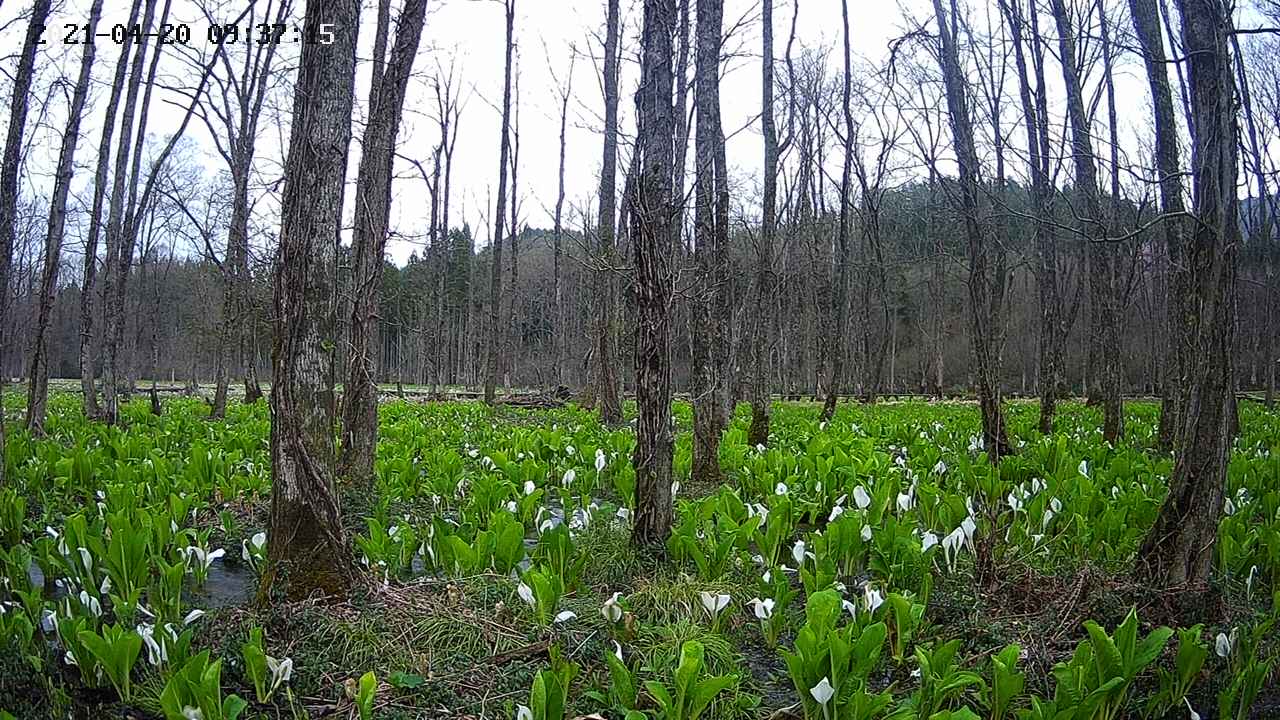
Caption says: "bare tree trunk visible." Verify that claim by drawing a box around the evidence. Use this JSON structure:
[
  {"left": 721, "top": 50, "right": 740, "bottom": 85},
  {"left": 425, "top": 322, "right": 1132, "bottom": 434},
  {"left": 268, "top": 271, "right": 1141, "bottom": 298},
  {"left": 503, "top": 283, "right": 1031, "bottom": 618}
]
[
  {"left": 27, "top": 0, "right": 100, "bottom": 434},
  {"left": 0, "top": 0, "right": 51, "bottom": 481},
  {"left": 340, "top": 0, "right": 428, "bottom": 486},
  {"left": 261, "top": 0, "right": 362, "bottom": 601},
  {"left": 102, "top": 0, "right": 165, "bottom": 424},
  {"left": 594, "top": 0, "right": 624, "bottom": 424},
  {"left": 631, "top": 0, "right": 677, "bottom": 548},
  {"left": 1050, "top": 0, "right": 1123, "bottom": 442},
  {"left": 79, "top": 0, "right": 144, "bottom": 421},
  {"left": 748, "top": 0, "right": 784, "bottom": 446},
  {"left": 690, "top": 0, "right": 728, "bottom": 484},
  {"left": 932, "top": 0, "right": 1013, "bottom": 459},
  {"left": 1138, "top": 0, "right": 1239, "bottom": 588},
  {"left": 1129, "top": 0, "right": 1190, "bottom": 448},
  {"left": 552, "top": 57, "right": 575, "bottom": 389},
  {"left": 484, "top": 0, "right": 516, "bottom": 405},
  {"left": 820, "top": 0, "right": 854, "bottom": 422}
]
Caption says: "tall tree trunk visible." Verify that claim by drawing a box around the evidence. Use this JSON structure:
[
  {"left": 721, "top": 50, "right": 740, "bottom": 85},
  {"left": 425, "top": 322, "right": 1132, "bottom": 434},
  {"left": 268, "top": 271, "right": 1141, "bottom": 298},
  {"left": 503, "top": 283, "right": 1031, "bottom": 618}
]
[
  {"left": 1137, "top": 0, "right": 1239, "bottom": 588},
  {"left": 261, "top": 0, "right": 362, "bottom": 601},
  {"left": 820, "top": 0, "right": 854, "bottom": 422},
  {"left": 595, "top": 0, "right": 624, "bottom": 425},
  {"left": 748, "top": 0, "right": 783, "bottom": 446},
  {"left": 484, "top": 0, "right": 516, "bottom": 405},
  {"left": 932, "top": 0, "right": 1013, "bottom": 459},
  {"left": 1050, "top": 0, "right": 1123, "bottom": 442},
  {"left": 1129, "top": 0, "right": 1190, "bottom": 448},
  {"left": 340, "top": 0, "right": 428, "bottom": 486},
  {"left": 102, "top": 0, "right": 166, "bottom": 424},
  {"left": 631, "top": 0, "right": 677, "bottom": 548},
  {"left": 0, "top": 0, "right": 51, "bottom": 482},
  {"left": 553, "top": 58, "right": 574, "bottom": 389},
  {"left": 691, "top": 0, "right": 728, "bottom": 485},
  {"left": 27, "top": 0, "right": 100, "bottom": 434},
  {"left": 80, "top": 0, "right": 144, "bottom": 421}
]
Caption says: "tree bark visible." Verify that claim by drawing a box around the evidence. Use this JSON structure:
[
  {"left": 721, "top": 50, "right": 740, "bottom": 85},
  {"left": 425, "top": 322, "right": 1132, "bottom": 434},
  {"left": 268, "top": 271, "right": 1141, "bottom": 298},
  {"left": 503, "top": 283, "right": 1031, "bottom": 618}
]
[
  {"left": 261, "top": 0, "right": 362, "bottom": 601},
  {"left": 631, "top": 0, "right": 677, "bottom": 548},
  {"left": 28, "top": 0, "right": 98, "bottom": 434},
  {"left": 691, "top": 0, "right": 728, "bottom": 485},
  {"left": 820, "top": 0, "right": 854, "bottom": 423},
  {"left": 1050, "top": 0, "right": 1124, "bottom": 443},
  {"left": 340, "top": 0, "right": 428, "bottom": 486},
  {"left": 594, "top": 0, "right": 624, "bottom": 425},
  {"left": 1137, "top": 0, "right": 1239, "bottom": 588},
  {"left": 552, "top": 57, "right": 574, "bottom": 389},
  {"left": 484, "top": 0, "right": 516, "bottom": 406},
  {"left": 0, "top": 0, "right": 51, "bottom": 481},
  {"left": 931, "top": 0, "right": 1013, "bottom": 459}
]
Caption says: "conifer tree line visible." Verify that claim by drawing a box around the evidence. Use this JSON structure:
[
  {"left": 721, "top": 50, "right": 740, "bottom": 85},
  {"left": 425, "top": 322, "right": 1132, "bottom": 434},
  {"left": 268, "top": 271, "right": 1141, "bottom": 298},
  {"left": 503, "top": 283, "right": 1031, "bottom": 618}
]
[{"left": 0, "top": 0, "right": 1274, "bottom": 587}]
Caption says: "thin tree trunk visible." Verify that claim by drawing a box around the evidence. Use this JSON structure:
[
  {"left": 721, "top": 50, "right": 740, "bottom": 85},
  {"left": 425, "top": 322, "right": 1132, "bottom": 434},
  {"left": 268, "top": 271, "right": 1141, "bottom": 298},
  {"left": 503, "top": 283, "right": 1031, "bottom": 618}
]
[
  {"left": 79, "top": 0, "right": 144, "bottom": 421},
  {"left": 553, "top": 57, "right": 574, "bottom": 389},
  {"left": 595, "top": 0, "right": 624, "bottom": 424},
  {"left": 261, "top": 0, "right": 362, "bottom": 601},
  {"left": 340, "top": 0, "right": 428, "bottom": 486},
  {"left": 820, "top": 0, "right": 854, "bottom": 422},
  {"left": 631, "top": 0, "right": 677, "bottom": 548},
  {"left": 484, "top": 0, "right": 516, "bottom": 405},
  {"left": 27, "top": 0, "right": 100, "bottom": 434},
  {"left": 0, "top": 0, "right": 51, "bottom": 480}
]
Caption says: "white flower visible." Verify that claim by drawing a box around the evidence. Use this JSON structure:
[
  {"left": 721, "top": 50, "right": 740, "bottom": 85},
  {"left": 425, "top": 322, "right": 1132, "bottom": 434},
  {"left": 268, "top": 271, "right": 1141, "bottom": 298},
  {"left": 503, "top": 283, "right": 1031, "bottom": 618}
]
[
  {"left": 852, "top": 486, "right": 871, "bottom": 509},
  {"left": 516, "top": 705, "right": 533, "bottom": 720},
  {"left": 77, "top": 547, "right": 93, "bottom": 573},
  {"left": 183, "top": 609, "right": 205, "bottom": 625},
  {"left": 864, "top": 585, "right": 884, "bottom": 614},
  {"left": 182, "top": 706, "right": 204, "bottom": 720},
  {"left": 566, "top": 445, "right": 576, "bottom": 456},
  {"left": 1078, "top": 459, "right": 1089, "bottom": 477},
  {"left": 861, "top": 524, "right": 873, "bottom": 542},
  {"left": 506, "top": 500, "right": 519, "bottom": 513},
  {"left": 517, "top": 582, "right": 535, "bottom": 607},
  {"left": 810, "top": 677, "right": 836, "bottom": 706},
  {"left": 524, "top": 480, "right": 536, "bottom": 496},
  {"left": 99, "top": 575, "right": 112, "bottom": 594},
  {"left": 933, "top": 459, "right": 947, "bottom": 475},
  {"left": 828, "top": 505, "right": 845, "bottom": 522},
  {"left": 267, "top": 656, "right": 293, "bottom": 689},
  {"left": 896, "top": 491, "right": 914, "bottom": 513},
  {"left": 601, "top": 592, "right": 624, "bottom": 623},
  {"left": 1223, "top": 498, "right": 1235, "bottom": 515},
  {"left": 1215, "top": 631, "right": 1233, "bottom": 658},
  {"left": 671, "top": 481, "right": 680, "bottom": 497},
  {"left": 41, "top": 608, "right": 56, "bottom": 633},
  {"left": 749, "top": 597, "right": 775, "bottom": 619},
  {"left": 562, "top": 469, "right": 576, "bottom": 487},
  {"left": 791, "top": 540, "right": 808, "bottom": 566},
  {"left": 554, "top": 610, "right": 577, "bottom": 624},
  {"left": 699, "top": 591, "right": 731, "bottom": 619},
  {"left": 613, "top": 640, "right": 624, "bottom": 661},
  {"left": 921, "top": 531, "right": 939, "bottom": 553},
  {"left": 1184, "top": 697, "right": 1200, "bottom": 720},
  {"left": 775, "top": 482, "right": 788, "bottom": 495},
  {"left": 138, "top": 623, "right": 166, "bottom": 666},
  {"left": 595, "top": 448, "right": 607, "bottom": 473},
  {"left": 78, "top": 590, "right": 102, "bottom": 617},
  {"left": 615, "top": 506, "right": 631, "bottom": 521}
]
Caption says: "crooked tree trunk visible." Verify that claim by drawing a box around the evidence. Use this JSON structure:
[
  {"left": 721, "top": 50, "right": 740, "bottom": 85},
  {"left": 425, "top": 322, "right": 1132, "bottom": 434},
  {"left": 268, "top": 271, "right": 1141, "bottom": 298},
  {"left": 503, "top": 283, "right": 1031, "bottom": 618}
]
[
  {"left": 594, "top": 0, "right": 624, "bottom": 425},
  {"left": 484, "top": 0, "right": 516, "bottom": 406},
  {"left": 0, "top": 0, "right": 51, "bottom": 480},
  {"left": 631, "top": 0, "right": 677, "bottom": 548},
  {"left": 691, "top": 0, "right": 728, "bottom": 485},
  {"left": 340, "top": 0, "right": 428, "bottom": 486},
  {"left": 261, "top": 0, "right": 362, "bottom": 602},
  {"left": 28, "top": 0, "right": 99, "bottom": 434},
  {"left": 1138, "top": 0, "right": 1239, "bottom": 588},
  {"left": 553, "top": 58, "right": 573, "bottom": 390}
]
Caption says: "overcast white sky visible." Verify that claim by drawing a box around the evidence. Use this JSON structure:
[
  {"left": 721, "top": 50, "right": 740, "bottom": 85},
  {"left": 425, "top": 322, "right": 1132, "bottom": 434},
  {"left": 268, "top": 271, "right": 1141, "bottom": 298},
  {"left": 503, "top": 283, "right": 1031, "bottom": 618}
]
[{"left": 3, "top": 0, "right": 1210, "bottom": 267}]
